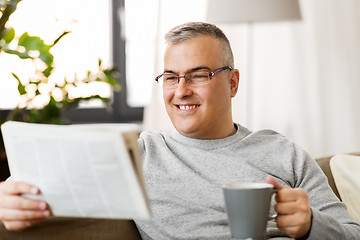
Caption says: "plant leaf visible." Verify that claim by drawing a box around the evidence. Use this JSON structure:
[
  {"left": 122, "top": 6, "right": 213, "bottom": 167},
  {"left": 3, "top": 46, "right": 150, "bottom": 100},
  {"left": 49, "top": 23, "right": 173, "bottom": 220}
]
[
  {"left": 18, "top": 32, "right": 45, "bottom": 50},
  {"left": 2, "top": 27, "right": 15, "bottom": 44},
  {"left": 42, "top": 66, "right": 54, "bottom": 78},
  {"left": 18, "top": 32, "right": 54, "bottom": 66},
  {"left": 28, "top": 109, "right": 41, "bottom": 123},
  {"left": 4, "top": 48, "right": 32, "bottom": 59},
  {"left": 51, "top": 31, "right": 70, "bottom": 47},
  {"left": 100, "top": 68, "right": 121, "bottom": 91},
  {"left": 11, "top": 73, "right": 26, "bottom": 95},
  {"left": 38, "top": 46, "right": 53, "bottom": 66},
  {"left": 40, "top": 96, "right": 62, "bottom": 123}
]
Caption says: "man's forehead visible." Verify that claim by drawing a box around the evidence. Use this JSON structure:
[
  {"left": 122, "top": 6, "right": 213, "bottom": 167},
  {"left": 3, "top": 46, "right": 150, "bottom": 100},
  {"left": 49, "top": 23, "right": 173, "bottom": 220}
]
[{"left": 163, "top": 37, "right": 224, "bottom": 73}]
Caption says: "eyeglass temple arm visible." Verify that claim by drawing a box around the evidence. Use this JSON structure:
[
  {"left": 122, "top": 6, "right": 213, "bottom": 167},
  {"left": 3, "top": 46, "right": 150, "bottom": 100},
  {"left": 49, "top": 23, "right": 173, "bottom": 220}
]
[
  {"left": 210, "top": 66, "right": 233, "bottom": 76},
  {"left": 155, "top": 74, "right": 163, "bottom": 82}
]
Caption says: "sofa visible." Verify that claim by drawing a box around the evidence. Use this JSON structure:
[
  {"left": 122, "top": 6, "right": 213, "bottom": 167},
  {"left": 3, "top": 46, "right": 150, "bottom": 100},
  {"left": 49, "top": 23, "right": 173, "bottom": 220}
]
[{"left": 0, "top": 154, "right": 357, "bottom": 240}]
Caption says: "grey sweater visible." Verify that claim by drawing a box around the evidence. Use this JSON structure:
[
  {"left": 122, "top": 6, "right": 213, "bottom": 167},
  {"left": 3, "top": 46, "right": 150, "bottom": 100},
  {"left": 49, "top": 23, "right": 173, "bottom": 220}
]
[{"left": 135, "top": 124, "right": 360, "bottom": 239}]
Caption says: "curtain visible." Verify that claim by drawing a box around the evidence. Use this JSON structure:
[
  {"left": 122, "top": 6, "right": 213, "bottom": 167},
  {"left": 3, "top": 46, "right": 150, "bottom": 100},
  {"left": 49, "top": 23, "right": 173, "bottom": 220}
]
[{"left": 143, "top": 0, "right": 360, "bottom": 158}]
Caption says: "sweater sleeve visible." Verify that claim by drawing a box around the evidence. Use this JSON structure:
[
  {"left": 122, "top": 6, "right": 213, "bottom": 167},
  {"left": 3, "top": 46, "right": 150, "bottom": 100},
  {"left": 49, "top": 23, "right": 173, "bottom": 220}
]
[
  {"left": 307, "top": 208, "right": 360, "bottom": 239},
  {"left": 291, "top": 144, "right": 360, "bottom": 239}
]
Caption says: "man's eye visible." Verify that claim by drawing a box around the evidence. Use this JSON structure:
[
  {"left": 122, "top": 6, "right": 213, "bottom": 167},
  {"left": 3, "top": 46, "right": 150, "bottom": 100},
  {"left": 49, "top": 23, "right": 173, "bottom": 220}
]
[
  {"left": 191, "top": 72, "right": 209, "bottom": 79},
  {"left": 164, "top": 75, "right": 177, "bottom": 81},
  {"left": 193, "top": 74, "right": 208, "bottom": 79}
]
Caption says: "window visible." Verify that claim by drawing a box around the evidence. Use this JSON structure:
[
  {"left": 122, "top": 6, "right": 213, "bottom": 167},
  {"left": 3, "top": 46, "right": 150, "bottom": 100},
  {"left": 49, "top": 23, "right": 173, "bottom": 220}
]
[
  {"left": 0, "top": 0, "right": 144, "bottom": 123},
  {"left": 123, "top": 0, "right": 158, "bottom": 107}
]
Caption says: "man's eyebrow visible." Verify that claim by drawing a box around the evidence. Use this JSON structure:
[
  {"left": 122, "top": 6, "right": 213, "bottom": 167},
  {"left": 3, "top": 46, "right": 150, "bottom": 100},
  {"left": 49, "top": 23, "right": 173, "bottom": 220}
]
[
  {"left": 163, "top": 66, "right": 211, "bottom": 74},
  {"left": 164, "top": 69, "right": 176, "bottom": 74},
  {"left": 190, "top": 66, "right": 211, "bottom": 72}
]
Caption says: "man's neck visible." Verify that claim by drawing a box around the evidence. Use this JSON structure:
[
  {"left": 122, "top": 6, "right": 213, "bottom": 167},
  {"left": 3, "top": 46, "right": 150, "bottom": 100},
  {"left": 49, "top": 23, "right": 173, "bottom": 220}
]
[{"left": 178, "top": 123, "right": 237, "bottom": 140}]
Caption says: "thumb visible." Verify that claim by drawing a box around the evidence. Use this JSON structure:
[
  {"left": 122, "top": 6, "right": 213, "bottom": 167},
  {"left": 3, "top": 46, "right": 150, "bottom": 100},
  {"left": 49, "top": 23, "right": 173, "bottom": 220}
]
[{"left": 266, "top": 175, "right": 286, "bottom": 190}]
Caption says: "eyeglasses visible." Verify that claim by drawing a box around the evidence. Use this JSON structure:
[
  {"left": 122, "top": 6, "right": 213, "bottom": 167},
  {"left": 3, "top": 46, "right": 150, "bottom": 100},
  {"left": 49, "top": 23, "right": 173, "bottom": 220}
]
[{"left": 155, "top": 66, "right": 233, "bottom": 89}]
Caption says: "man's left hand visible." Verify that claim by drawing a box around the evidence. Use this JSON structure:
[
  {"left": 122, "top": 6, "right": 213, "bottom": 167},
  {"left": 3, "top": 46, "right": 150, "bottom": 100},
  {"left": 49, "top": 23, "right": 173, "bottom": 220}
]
[{"left": 266, "top": 176, "right": 312, "bottom": 239}]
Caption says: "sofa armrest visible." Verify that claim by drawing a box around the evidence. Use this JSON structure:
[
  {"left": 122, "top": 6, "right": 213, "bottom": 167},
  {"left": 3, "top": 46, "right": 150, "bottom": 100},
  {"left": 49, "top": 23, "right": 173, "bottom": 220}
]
[
  {"left": 0, "top": 217, "right": 142, "bottom": 240},
  {"left": 315, "top": 156, "right": 341, "bottom": 200}
]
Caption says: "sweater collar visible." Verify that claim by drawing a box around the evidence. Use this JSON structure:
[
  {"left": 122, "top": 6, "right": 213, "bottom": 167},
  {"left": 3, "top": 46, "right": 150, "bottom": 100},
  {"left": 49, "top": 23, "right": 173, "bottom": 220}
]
[{"left": 168, "top": 123, "right": 251, "bottom": 150}]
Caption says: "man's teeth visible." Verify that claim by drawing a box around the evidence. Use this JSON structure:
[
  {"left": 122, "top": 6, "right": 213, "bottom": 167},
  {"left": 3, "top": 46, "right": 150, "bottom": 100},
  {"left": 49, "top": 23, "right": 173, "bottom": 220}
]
[{"left": 179, "top": 105, "right": 198, "bottom": 110}]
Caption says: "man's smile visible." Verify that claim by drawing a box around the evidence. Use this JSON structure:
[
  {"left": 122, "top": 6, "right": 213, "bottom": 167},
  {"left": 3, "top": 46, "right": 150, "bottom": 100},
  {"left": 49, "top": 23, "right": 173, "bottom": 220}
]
[{"left": 176, "top": 104, "right": 200, "bottom": 111}]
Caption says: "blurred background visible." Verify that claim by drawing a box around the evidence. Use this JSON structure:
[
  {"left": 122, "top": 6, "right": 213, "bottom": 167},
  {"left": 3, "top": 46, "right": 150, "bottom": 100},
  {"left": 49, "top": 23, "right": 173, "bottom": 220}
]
[{"left": 1, "top": 0, "right": 359, "bottom": 159}]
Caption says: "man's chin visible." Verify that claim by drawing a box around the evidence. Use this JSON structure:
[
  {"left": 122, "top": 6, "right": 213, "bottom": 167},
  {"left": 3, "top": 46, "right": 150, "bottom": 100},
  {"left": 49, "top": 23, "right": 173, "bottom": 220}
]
[{"left": 174, "top": 124, "right": 198, "bottom": 138}]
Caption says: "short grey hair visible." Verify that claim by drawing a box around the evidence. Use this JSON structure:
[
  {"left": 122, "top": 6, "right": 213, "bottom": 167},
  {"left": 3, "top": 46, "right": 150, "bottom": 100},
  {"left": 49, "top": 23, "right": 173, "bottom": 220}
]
[{"left": 164, "top": 22, "right": 234, "bottom": 66}]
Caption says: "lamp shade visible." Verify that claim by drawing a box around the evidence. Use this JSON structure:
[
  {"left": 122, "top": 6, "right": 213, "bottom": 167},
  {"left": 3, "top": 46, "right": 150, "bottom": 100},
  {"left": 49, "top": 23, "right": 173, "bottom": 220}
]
[{"left": 206, "top": 0, "right": 301, "bottom": 23}]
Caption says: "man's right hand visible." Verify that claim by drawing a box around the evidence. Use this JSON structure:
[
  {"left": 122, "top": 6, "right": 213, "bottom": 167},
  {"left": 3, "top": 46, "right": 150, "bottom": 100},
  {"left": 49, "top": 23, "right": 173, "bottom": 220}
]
[{"left": 0, "top": 181, "right": 50, "bottom": 232}]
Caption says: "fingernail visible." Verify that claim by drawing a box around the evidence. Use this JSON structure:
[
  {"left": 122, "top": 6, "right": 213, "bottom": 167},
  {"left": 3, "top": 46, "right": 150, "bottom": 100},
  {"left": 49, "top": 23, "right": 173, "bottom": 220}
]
[
  {"left": 39, "top": 202, "right": 47, "bottom": 210},
  {"left": 30, "top": 187, "right": 38, "bottom": 194},
  {"left": 43, "top": 210, "right": 50, "bottom": 217}
]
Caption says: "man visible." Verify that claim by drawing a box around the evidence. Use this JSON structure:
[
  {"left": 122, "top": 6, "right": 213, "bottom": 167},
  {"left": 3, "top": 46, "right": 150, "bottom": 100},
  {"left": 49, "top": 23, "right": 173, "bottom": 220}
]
[
  {"left": 0, "top": 22, "right": 359, "bottom": 239},
  {"left": 134, "top": 22, "right": 360, "bottom": 239}
]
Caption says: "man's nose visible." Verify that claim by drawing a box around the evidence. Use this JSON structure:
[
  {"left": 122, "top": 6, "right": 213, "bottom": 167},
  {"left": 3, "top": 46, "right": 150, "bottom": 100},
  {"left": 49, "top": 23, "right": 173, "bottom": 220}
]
[
  {"left": 176, "top": 75, "right": 186, "bottom": 84},
  {"left": 174, "top": 76, "right": 192, "bottom": 96}
]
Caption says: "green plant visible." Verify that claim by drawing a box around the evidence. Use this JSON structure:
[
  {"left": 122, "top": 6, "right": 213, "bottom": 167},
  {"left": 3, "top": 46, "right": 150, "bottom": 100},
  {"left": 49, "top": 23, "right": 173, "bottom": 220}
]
[
  {"left": 0, "top": 0, "right": 120, "bottom": 124},
  {"left": 0, "top": 0, "right": 121, "bottom": 169}
]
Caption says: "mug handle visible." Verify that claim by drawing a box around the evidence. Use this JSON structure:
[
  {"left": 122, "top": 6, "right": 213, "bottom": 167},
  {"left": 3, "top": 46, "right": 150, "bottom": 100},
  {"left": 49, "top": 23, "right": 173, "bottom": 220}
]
[{"left": 269, "top": 188, "right": 279, "bottom": 220}]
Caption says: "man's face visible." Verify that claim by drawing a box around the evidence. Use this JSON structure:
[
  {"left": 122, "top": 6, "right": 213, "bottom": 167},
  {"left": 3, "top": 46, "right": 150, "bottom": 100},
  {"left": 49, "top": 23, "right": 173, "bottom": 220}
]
[{"left": 163, "top": 36, "right": 239, "bottom": 139}]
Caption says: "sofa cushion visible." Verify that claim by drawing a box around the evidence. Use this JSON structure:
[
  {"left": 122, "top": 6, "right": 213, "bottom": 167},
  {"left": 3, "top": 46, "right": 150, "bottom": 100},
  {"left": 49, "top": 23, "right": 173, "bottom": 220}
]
[{"left": 330, "top": 154, "right": 360, "bottom": 222}]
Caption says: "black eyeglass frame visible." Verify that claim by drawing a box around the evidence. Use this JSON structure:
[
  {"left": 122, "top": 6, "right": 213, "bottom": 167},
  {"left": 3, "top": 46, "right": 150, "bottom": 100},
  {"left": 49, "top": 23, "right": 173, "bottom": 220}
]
[{"left": 155, "top": 66, "right": 233, "bottom": 88}]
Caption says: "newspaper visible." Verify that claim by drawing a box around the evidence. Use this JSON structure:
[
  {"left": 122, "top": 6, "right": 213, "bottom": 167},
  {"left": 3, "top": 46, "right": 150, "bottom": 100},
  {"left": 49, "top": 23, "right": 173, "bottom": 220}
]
[{"left": 1, "top": 121, "right": 151, "bottom": 220}]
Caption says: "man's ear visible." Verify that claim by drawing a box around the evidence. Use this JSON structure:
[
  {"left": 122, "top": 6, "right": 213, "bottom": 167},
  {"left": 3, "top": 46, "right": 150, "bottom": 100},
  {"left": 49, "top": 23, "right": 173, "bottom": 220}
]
[{"left": 229, "top": 69, "right": 240, "bottom": 98}]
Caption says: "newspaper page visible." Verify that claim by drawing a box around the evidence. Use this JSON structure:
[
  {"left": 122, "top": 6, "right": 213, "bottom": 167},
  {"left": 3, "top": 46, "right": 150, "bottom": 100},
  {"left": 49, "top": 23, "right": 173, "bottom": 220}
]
[{"left": 1, "top": 121, "right": 151, "bottom": 220}]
